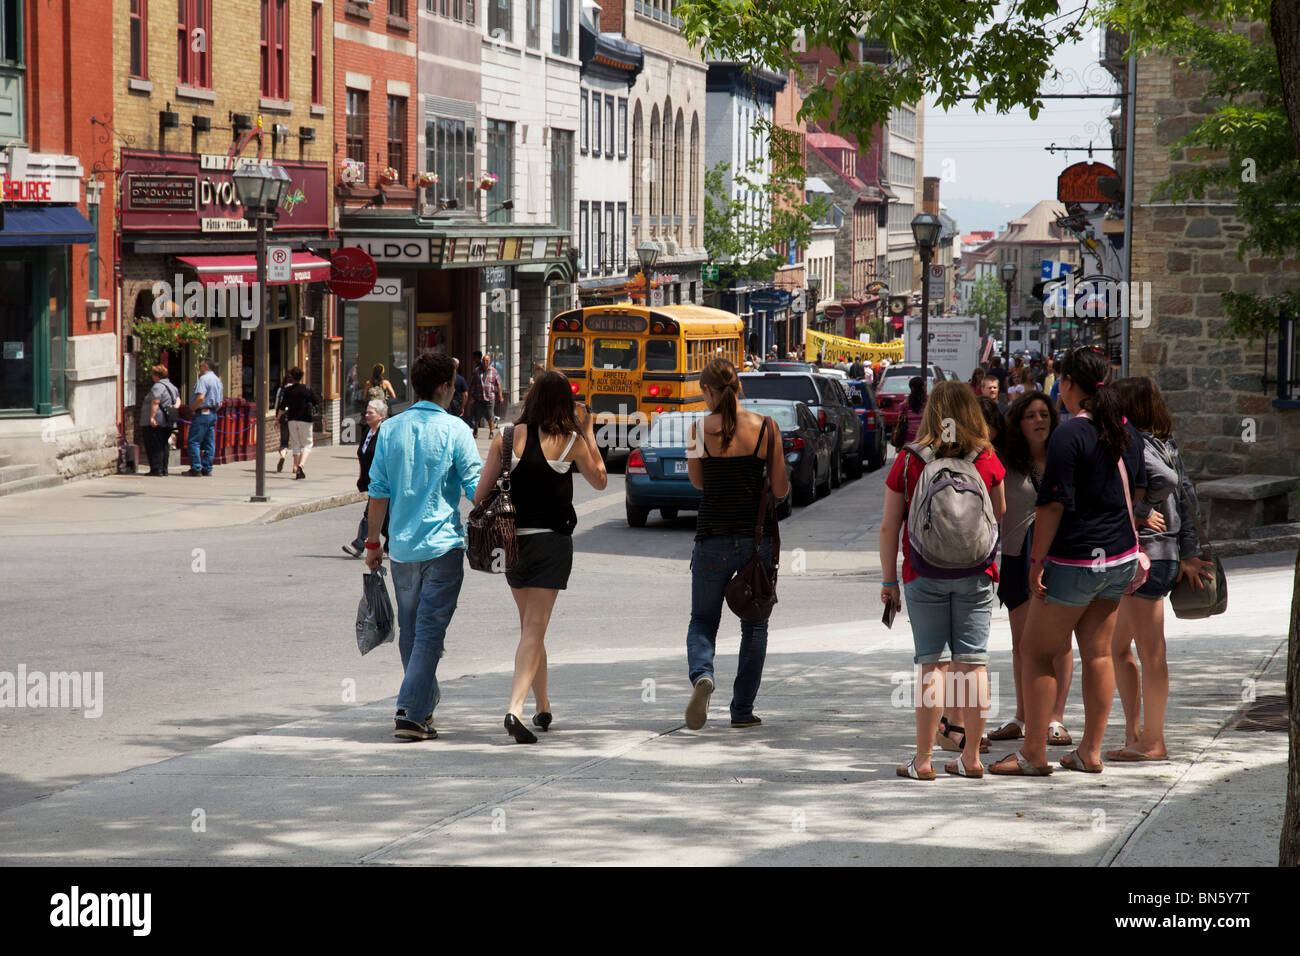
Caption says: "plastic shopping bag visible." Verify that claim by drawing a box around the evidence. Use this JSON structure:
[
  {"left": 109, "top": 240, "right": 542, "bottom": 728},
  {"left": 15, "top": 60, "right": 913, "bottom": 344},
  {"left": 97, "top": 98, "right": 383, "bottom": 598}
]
[{"left": 355, "top": 566, "right": 395, "bottom": 655}]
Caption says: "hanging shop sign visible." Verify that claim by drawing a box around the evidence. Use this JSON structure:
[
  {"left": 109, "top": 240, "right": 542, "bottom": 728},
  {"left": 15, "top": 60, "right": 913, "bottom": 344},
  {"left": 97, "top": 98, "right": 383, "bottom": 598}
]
[
  {"left": 329, "top": 248, "right": 380, "bottom": 300},
  {"left": 1057, "top": 161, "right": 1120, "bottom": 205}
]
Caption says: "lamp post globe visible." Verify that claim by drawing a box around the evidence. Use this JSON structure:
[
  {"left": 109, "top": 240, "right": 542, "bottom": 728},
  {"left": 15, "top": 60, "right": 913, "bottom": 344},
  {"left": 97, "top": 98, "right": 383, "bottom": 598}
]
[
  {"left": 637, "top": 241, "right": 658, "bottom": 306},
  {"left": 911, "top": 212, "right": 941, "bottom": 373}
]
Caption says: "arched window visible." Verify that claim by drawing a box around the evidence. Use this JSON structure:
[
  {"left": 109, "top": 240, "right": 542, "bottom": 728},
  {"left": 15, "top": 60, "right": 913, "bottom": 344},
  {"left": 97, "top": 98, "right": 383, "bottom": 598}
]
[
  {"left": 689, "top": 113, "right": 700, "bottom": 246},
  {"left": 631, "top": 101, "right": 643, "bottom": 224},
  {"left": 673, "top": 110, "right": 684, "bottom": 228},
  {"left": 648, "top": 105, "right": 660, "bottom": 226},
  {"left": 661, "top": 97, "right": 672, "bottom": 218}
]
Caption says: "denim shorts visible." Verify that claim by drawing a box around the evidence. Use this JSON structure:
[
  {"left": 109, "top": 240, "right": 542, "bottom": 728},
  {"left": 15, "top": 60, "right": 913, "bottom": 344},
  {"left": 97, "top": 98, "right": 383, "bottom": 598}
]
[
  {"left": 1042, "top": 560, "right": 1134, "bottom": 607},
  {"left": 1131, "top": 558, "right": 1179, "bottom": 601},
  {"left": 903, "top": 574, "right": 994, "bottom": 665}
]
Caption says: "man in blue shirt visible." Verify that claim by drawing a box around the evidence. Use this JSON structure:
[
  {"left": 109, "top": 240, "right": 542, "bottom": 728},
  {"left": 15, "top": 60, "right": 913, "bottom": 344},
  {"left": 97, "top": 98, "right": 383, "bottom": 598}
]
[
  {"left": 365, "top": 352, "right": 482, "bottom": 740},
  {"left": 184, "top": 357, "right": 224, "bottom": 476}
]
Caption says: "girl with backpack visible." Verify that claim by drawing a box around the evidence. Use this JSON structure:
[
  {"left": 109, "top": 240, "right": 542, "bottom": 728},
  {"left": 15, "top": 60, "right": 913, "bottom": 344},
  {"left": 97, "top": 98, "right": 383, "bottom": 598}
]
[
  {"left": 990, "top": 348, "right": 1147, "bottom": 777},
  {"left": 1106, "top": 377, "right": 1213, "bottom": 762},
  {"left": 880, "top": 380, "right": 1006, "bottom": 780},
  {"left": 988, "top": 392, "right": 1077, "bottom": 747}
]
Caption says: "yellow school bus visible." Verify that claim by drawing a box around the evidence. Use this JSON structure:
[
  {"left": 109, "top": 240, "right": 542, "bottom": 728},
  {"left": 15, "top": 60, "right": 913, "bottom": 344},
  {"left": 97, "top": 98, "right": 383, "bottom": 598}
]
[{"left": 548, "top": 303, "right": 744, "bottom": 449}]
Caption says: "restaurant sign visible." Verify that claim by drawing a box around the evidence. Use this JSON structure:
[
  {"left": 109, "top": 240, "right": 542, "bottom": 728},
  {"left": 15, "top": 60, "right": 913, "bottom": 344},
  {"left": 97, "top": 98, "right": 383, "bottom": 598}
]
[{"left": 119, "top": 150, "right": 329, "bottom": 232}]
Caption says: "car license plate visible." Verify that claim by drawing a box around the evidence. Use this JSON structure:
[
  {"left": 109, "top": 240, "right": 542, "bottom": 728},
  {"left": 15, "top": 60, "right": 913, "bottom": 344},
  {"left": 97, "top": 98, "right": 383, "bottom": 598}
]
[{"left": 671, "top": 459, "right": 688, "bottom": 475}]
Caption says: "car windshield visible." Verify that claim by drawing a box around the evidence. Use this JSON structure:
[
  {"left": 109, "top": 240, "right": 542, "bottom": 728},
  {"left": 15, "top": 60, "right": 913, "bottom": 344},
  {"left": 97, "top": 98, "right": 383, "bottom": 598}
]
[
  {"left": 739, "top": 375, "right": 818, "bottom": 404},
  {"left": 877, "top": 374, "right": 913, "bottom": 394},
  {"left": 647, "top": 412, "right": 706, "bottom": 447},
  {"left": 740, "top": 401, "right": 799, "bottom": 430}
]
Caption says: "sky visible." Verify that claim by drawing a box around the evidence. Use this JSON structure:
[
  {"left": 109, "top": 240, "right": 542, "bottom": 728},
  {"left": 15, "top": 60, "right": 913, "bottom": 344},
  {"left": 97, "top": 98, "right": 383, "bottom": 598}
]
[{"left": 923, "top": 16, "right": 1121, "bottom": 234}]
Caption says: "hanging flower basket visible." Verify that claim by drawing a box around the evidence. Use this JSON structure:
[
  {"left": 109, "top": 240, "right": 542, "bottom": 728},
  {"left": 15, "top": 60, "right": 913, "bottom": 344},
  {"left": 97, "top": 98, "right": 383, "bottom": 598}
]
[
  {"left": 478, "top": 173, "right": 498, "bottom": 192},
  {"left": 417, "top": 171, "right": 439, "bottom": 188},
  {"left": 377, "top": 166, "right": 400, "bottom": 188},
  {"left": 340, "top": 158, "right": 366, "bottom": 185}
]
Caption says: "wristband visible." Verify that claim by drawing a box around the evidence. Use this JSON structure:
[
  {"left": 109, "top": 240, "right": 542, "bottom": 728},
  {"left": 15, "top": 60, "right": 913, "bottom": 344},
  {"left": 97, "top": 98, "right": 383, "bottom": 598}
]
[
  {"left": 881, "top": 580, "right": 899, "bottom": 587},
  {"left": 365, "top": 541, "right": 382, "bottom": 550},
  {"left": 1029, "top": 558, "right": 1043, "bottom": 565}
]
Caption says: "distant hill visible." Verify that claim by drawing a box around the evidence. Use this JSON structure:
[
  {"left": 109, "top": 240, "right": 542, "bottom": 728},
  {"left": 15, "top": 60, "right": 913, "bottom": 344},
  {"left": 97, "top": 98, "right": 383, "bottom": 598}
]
[{"left": 938, "top": 197, "right": 1033, "bottom": 236}]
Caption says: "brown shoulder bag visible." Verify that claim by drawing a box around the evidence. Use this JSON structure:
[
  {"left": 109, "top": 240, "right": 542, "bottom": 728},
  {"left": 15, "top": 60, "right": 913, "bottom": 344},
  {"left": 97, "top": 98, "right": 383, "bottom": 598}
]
[
  {"left": 467, "top": 425, "right": 518, "bottom": 573},
  {"left": 724, "top": 416, "right": 783, "bottom": 622}
]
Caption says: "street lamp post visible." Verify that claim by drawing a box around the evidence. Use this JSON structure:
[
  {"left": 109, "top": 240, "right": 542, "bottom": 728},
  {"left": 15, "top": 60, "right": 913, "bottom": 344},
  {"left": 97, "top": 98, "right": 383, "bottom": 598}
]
[
  {"left": 636, "top": 240, "right": 659, "bottom": 310},
  {"left": 1001, "top": 260, "right": 1018, "bottom": 362},
  {"left": 232, "top": 161, "right": 293, "bottom": 503},
  {"left": 805, "top": 274, "right": 821, "bottom": 348},
  {"left": 911, "top": 212, "right": 941, "bottom": 375}
]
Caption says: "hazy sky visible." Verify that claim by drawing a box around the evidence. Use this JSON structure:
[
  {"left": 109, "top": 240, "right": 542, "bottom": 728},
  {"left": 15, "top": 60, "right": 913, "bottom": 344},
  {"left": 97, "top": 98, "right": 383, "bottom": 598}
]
[{"left": 923, "top": 16, "right": 1120, "bottom": 210}]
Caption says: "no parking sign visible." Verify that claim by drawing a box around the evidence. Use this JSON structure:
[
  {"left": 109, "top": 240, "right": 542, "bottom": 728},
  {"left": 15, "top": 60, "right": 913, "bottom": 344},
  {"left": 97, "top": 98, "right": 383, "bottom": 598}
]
[{"left": 267, "top": 246, "right": 291, "bottom": 283}]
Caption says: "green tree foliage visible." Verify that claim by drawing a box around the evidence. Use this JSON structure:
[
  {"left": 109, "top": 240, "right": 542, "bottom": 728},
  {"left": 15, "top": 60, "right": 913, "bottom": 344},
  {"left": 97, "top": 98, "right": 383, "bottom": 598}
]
[
  {"left": 967, "top": 275, "right": 1006, "bottom": 338},
  {"left": 704, "top": 123, "right": 829, "bottom": 288}
]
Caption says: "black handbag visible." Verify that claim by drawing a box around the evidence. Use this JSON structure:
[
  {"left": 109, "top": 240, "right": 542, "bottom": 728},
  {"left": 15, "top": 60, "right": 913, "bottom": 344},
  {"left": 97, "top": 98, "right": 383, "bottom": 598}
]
[
  {"left": 724, "top": 417, "right": 782, "bottom": 622},
  {"left": 466, "top": 425, "right": 518, "bottom": 573},
  {"left": 1158, "top": 437, "right": 1227, "bottom": 619}
]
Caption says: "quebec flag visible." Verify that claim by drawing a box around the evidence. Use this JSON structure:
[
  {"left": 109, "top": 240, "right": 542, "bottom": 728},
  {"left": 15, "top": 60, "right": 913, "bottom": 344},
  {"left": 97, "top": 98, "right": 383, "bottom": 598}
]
[{"left": 1041, "top": 260, "right": 1073, "bottom": 310}]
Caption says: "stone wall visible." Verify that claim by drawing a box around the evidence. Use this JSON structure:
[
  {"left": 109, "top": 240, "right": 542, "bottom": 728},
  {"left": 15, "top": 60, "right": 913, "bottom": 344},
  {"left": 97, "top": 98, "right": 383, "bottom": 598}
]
[{"left": 1128, "top": 47, "right": 1300, "bottom": 513}]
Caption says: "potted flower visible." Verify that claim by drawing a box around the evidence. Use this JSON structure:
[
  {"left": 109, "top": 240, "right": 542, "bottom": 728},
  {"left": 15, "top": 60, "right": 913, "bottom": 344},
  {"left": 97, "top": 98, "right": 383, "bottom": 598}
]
[
  {"left": 377, "top": 166, "right": 400, "bottom": 188},
  {"left": 478, "top": 172, "right": 498, "bottom": 192},
  {"left": 340, "top": 158, "right": 365, "bottom": 185},
  {"left": 417, "top": 171, "right": 439, "bottom": 189}
]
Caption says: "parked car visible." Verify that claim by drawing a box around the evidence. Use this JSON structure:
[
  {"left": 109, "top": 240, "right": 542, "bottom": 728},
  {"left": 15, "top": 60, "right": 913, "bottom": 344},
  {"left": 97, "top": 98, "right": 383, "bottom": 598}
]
[
  {"left": 739, "top": 371, "right": 863, "bottom": 483},
  {"left": 815, "top": 367, "right": 848, "bottom": 380},
  {"left": 741, "top": 398, "right": 831, "bottom": 506},
  {"left": 759, "top": 361, "right": 815, "bottom": 373},
  {"left": 843, "top": 379, "right": 887, "bottom": 471},
  {"left": 875, "top": 363, "right": 948, "bottom": 431},
  {"left": 625, "top": 411, "right": 707, "bottom": 527}
]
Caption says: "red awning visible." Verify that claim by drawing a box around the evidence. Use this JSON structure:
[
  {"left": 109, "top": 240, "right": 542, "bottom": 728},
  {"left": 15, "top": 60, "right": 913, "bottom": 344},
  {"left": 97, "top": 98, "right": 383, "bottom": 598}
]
[{"left": 175, "top": 253, "right": 331, "bottom": 286}]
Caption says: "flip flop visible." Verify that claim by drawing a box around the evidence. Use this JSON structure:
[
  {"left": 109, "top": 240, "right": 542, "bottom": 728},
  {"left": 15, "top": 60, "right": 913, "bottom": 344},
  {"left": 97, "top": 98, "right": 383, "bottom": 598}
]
[
  {"left": 945, "top": 756, "right": 985, "bottom": 778},
  {"left": 1059, "top": 749, "right": 1103, "bottom": 773},
  {"left": 1047, "top": 721, "right": 1073, "bottom": 746},
  {"left": 896, "top": 755, "right": 937, "bottom": 781},
  {"left": 988, "top": 750, "right": 1054, "bottom": 776},
  {"left": 1104, "top": 748, "right": 1169, "bottom": 762},
  {"left": 988, "top": 717, "right": 1025, "bottom": 741}
]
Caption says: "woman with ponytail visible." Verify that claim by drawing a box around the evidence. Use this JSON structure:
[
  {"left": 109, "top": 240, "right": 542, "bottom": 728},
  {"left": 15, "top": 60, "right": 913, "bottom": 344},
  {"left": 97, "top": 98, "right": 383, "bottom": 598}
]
[
  {"left": 990, "top": 347, "right": 1147, "bottom": 777},
  {"left": 682, "top": 358, "right": 790, "bottom": 731}
]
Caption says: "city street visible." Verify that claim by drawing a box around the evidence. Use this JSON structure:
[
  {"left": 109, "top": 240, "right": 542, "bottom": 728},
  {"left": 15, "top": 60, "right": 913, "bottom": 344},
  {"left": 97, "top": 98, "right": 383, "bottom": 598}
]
[{"left": 0, "top": 453, "right": 1288, "bottom": 865}]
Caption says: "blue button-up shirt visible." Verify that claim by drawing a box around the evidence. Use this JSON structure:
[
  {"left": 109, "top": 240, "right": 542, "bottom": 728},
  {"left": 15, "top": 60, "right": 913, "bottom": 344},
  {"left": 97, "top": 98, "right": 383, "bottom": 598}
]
[
  {"left": 368, "top": 401, "right": 482, "bottom": 563},
  {"left": 192, "top": 370, "right": 224, "bottom": 410}
]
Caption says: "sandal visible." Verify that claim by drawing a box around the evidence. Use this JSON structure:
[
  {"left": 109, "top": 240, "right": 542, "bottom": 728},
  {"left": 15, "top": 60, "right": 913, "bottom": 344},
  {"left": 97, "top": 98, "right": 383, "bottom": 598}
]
[
  {"left": 937, "top": 716, "right": 992, "bottom": 754},
  {"left": 1059, "top": 749, "right": 1103, "bottom": 773},
  {"left": 945, "top": 756, "right": 985, "bottom": 778},
  {"left": 988, "top": 750, "right": 1054, "bottom": 776},
  {"left": 896, "top": 754, "right": 937, "bottom": 781},
  {"left": 1047, "top": 721, "right": 1073, "bottom": 746},
  {"left": 988, "top": 717, "right": 1025, "bottom": 741},
  {"left": 1104, "top": 747, "right": 1168, "bottom": 762}
]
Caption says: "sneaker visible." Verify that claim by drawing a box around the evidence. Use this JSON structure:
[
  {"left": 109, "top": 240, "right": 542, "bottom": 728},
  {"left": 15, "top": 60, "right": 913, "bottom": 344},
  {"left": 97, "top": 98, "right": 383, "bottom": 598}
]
[
  {"left": 341, "top": 544, "right": 363, "bottom": 558},
  {"left": 685, "top": 677, "right": 713, "bottom": 730},
  {"left": 731, "top": 715, "right": 762, "bottom": 728},
  {"left": 394, "top": 715, "right": 437, "bottom": 741},
  {"left": 183, "top": 469, "right": 202, "bottom": 476}
]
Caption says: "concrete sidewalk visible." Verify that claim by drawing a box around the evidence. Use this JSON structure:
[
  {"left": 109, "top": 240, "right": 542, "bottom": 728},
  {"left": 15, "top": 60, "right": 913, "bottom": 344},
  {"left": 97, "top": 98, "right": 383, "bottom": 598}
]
[
  {"left": 0, "top": 432, "right": 500, "bottom": 537},
  {"left": 0, "top": 555, "right": 1288, "bottom": 866}
]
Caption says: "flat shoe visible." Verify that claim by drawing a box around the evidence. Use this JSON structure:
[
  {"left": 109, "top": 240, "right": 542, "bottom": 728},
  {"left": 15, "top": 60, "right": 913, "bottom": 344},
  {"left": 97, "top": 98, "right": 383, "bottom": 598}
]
[
  {"left": 685, "top": 677, "right": 713, "bottom": 730},
  {"left": 1059, "top": 749, "right": 1103, "bottom": 773}
]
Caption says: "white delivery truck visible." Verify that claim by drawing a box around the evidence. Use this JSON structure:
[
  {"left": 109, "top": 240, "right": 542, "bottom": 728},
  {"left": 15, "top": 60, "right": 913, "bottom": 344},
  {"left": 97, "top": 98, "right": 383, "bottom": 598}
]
[{"left": 903, "top": 316, "right": 981, "bottom": 382}]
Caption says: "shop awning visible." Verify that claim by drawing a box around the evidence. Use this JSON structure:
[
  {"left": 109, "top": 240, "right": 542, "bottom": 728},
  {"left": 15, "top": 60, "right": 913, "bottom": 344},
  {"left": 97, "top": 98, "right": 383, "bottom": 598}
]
[
  {"left": 0, "top": 207, "right": 97, "bottom": 246},
  {"left": 175, "top": 252, "right": 331, "bottom": 286}
]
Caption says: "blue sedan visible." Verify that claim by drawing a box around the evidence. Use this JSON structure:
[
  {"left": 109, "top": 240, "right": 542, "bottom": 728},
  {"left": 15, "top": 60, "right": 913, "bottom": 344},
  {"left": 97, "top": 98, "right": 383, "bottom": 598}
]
[
  {"left": 844, "top": 378, "right": 888, "bottom": 471},
  {"left": 624, "top": 411, "right": 708, "bottom": 527}
]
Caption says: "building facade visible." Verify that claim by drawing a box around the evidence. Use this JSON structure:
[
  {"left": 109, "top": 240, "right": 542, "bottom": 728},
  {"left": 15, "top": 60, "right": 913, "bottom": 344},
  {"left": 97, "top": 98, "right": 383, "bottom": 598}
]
[{"left": 0, "top": 0, "right": 116, "bottom": 488}]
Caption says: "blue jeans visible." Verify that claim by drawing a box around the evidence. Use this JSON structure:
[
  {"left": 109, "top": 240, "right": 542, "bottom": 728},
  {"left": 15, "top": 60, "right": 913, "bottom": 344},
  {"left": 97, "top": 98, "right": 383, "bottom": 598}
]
[
  {"left": 903, "top": 574, "right": 995, "bottom": 664},
  {"left": 390, "top": 549, "right": 465, "bottom": 722},
  {"left": 686, "top": 535, "right": 774, "bottom": 721},
  {"left": 187, "top": 410, "right": 216, "bottom": 472}
]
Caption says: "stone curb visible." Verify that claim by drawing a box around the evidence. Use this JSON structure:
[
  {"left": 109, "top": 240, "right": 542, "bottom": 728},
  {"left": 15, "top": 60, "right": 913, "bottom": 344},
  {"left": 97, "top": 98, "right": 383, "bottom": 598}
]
[
  {"left": 1211, "top": 535, "right": 1300, "bottom": 558},
  {"left": 261, "top": 490, "right": 366, "bottom": 525}
]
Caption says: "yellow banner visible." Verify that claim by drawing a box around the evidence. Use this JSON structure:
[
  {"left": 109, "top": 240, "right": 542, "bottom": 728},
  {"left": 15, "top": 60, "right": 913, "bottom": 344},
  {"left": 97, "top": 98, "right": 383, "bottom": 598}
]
[{"left": 805, "top": 329, "right": 904, "bottom": 363}]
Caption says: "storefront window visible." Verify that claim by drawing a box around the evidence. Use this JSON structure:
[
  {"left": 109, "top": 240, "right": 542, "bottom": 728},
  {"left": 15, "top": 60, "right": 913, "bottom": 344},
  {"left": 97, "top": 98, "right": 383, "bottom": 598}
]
[
  {"left": 483, "top": 266, "right": 511, "bottom": 401},
  {"left": 0, "top": 247, "right": 67, "bottom": 414},
  {"left": 341, "top": 294, "right": 412, "bottom": 431}
]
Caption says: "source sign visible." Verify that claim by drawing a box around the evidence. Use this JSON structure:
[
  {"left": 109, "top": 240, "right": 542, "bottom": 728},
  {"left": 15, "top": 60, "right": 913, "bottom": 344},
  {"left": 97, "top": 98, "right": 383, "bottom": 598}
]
[
  {"left": 329, "top": 247, "right": 380, "bottom": 300},
  {"left": 267, "top": 246, "right": 291, "bottom": 283}
]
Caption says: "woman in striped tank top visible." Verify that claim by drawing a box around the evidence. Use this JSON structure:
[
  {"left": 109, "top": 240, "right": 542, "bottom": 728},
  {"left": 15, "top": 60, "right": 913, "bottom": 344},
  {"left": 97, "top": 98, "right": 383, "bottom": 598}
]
[{"left": 682, "top": 358, "right": 789, "bottom": 732}]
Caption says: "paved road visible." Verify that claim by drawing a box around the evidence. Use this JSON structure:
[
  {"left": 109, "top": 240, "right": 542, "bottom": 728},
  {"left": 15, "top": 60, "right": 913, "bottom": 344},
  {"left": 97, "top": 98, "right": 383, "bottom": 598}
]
[{"left": 0, "top": 452, "right": 1290, "bottom": 865}]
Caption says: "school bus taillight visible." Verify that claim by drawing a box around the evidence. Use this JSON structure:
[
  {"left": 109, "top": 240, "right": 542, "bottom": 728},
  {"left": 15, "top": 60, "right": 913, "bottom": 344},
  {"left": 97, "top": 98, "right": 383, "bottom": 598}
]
[{"left": 570, "top": 382, "right": 579, "bottom": 394}]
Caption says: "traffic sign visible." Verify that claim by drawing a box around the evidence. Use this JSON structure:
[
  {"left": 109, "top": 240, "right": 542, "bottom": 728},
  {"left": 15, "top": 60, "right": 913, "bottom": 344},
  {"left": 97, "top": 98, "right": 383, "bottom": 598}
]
[
  {"left": 267, "top": 246, "right": 291, "bottom": 283},
  {"left": 702, "top": 264, "right": 719, "bottom": 282},
  {"left": 650, "top": 287, "right": 665, "bottom": 306},
  {"left": 928, "top": 264, "right": 944, "bottom": 282}
]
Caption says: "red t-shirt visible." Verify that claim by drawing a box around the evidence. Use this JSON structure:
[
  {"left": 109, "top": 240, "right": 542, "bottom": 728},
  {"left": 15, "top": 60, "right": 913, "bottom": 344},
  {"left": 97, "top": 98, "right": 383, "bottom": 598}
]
[{"left": 885, "top": 445, "right": 1005, "bottom": 584}]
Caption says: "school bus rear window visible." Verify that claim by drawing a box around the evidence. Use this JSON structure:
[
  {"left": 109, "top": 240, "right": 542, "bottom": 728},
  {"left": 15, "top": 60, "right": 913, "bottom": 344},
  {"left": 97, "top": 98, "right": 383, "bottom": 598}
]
[{"left": 553, "top": 337, "right": 585, "bottom": 368}]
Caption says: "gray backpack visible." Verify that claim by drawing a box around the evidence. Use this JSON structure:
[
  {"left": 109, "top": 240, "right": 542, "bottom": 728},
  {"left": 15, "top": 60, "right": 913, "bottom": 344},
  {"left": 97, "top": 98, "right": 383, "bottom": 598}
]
[{"left": 903, "top": 443, "right": 999, "bottom": 579}]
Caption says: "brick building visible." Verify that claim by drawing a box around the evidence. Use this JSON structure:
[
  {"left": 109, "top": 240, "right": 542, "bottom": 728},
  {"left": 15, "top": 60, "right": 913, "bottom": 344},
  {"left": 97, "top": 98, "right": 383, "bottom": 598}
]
[
  {"left": 1119, "top": 34, "right": 1300, "bottom": 487},
  {"left": 113, "top": 0, "right": 335, "bottom": 454},
  {"left": 0, "top": 0, "right": 116, "bottom": 489}
]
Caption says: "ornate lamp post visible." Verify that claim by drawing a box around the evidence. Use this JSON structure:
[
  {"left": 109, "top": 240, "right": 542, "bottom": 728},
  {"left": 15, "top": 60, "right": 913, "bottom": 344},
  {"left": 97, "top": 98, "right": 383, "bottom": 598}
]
[
  {"left": 636, "top": 241, "right": 659, "bottom": 308},
  {"left": 232, "top": 161, "right": 293, "bottom": 503},
  {"left": 805, "top": 273, "right": 822, "bottom": 344},
  {"left": 910, "top": 212, "right": 941, "bottom": 374},
  {"left": 1001, "top": 260, "right": 1019, "bottom": 362}
]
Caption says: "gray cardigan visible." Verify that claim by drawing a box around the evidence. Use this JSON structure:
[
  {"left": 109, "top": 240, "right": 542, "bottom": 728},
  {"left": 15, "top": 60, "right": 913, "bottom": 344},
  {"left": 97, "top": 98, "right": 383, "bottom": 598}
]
[{"left": 1132, "top": 433, "right": 1200, "bottom": 562}]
